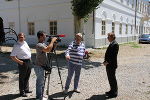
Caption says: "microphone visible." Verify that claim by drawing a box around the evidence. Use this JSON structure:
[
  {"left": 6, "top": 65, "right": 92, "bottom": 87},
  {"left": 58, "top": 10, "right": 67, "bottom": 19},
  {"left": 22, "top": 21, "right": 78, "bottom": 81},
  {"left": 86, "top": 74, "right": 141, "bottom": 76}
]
[
  {"left": 57, "top": 34, "right": 66, "bottom": 37},
  {"left": 46, "top": 34, "right": 66, "bottom": 43},
  {"left": 46, "top": 34, "right": 66, "bottom": 37}
]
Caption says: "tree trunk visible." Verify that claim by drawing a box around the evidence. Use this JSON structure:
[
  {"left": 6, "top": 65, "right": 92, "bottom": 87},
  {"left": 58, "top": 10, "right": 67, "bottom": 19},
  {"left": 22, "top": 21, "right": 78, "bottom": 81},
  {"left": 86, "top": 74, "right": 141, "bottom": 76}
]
[
  {"left": 74, "top": 16, "right": 86, "bottom": 45},
  {"left": 74, "top": 16, "right": 84, "bottom": 35}
]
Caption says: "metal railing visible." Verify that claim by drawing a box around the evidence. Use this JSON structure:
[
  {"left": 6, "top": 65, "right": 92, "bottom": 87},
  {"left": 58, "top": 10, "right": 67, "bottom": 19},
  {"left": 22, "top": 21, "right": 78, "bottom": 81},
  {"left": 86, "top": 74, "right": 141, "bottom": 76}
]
[{"left": 4, "top": 28, "right": 18, "bottom": 42}]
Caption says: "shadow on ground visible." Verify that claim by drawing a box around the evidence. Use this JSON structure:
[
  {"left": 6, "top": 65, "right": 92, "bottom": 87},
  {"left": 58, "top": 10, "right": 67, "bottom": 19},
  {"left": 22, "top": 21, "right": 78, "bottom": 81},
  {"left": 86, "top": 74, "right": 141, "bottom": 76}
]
[
  {"left": 22, "top": 98, "right": 36, "bottom": 100},
  {"left": 31, "top": 52, "right": 102, "bottom": 70},
  {"left": 0, "top": 51, "right": 102, "bottom": 74},
  {"left": 86, "top": 94, "right": 106, "bottom": 100},
  {"left": 0, "top": 93, "right": 20, "bottom": 100},
  {"left": 48, "top": 91, "right": 76, "bottom": 100},
  {"left": 0, "top": 52, "right": 18, "bottom": 73}
]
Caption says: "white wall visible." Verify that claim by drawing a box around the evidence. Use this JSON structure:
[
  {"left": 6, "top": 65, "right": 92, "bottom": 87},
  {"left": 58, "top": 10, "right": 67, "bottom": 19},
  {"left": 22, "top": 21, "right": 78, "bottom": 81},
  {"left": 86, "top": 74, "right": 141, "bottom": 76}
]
[
  {"left": 0, "top": 0, "right": 150, "bottom": 47},
  {"left": 0, "top": 0, "right": 74, "bottom": 46},
  {"left": 93, "top": 0, "right": 150, "bottom": 47}
]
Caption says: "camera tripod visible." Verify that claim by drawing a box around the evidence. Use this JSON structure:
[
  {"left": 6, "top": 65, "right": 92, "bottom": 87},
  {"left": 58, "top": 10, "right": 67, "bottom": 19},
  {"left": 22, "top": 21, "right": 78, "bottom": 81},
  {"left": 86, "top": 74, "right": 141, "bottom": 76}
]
[{"left": 43, "top": 49, "right": 63, "bottom": 97}]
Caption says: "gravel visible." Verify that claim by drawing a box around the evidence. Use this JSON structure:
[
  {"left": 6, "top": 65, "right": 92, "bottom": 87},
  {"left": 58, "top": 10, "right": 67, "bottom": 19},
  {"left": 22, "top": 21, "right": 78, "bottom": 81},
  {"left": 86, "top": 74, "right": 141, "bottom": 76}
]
[{"left": 0, "top": 43, "right": 150, "bottom": 100}]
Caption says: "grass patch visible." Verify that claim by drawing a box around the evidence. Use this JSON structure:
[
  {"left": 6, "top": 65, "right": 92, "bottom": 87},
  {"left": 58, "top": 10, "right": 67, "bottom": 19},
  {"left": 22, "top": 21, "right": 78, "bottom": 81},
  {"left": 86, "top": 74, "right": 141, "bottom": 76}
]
[{"left": 121, "top": 42, "right": 142, "bottom": 48}]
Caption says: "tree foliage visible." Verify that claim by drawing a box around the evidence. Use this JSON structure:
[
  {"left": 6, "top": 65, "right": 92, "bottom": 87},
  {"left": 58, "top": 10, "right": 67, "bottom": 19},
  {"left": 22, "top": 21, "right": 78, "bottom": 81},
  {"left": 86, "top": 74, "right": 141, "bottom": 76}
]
[{"left": 71, "top": 0, "right": 104, "bottom": 19}]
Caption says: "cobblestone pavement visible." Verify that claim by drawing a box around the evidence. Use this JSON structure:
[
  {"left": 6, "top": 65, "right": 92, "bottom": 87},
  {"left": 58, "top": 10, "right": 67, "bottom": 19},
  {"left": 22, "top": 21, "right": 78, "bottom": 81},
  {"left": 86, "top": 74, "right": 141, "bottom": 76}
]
[{"left": 0, "top": 43, "right": 150, "bottom": 100}]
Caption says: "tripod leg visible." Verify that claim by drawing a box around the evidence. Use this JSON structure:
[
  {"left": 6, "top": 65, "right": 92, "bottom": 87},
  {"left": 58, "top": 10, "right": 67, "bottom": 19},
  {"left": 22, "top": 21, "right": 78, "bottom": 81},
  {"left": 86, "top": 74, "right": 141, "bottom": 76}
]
[
  {"left": 46, "top": 53, "right": 53, "bottom": 96},
  {"left": 43, "top": 71, "right": 47, "bottom": 98},
  {"left": 54, "top": 51, "right": 64, "bottom": 90},
  {"left": 46, "top": 72, "right": 51, "bottom": 95}
]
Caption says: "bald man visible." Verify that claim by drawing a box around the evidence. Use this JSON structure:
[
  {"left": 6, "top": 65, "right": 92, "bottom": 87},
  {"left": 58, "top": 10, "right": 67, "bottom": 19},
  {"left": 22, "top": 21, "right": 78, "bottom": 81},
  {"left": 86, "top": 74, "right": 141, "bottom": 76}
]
[{"left": 10, "top": 32, "right": 32, "bottom": 97}]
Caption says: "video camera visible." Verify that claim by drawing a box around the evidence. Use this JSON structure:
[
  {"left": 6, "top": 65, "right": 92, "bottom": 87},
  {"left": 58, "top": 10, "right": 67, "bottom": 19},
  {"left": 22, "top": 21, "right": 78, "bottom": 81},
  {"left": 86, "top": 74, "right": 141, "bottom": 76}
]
[{"left": 46, "top": 34, "right": 65, "bottom": 43}]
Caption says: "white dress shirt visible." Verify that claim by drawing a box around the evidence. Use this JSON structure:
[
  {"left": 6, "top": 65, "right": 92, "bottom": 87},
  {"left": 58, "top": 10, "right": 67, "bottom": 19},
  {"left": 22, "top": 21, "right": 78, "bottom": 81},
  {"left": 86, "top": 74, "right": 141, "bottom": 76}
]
[{"left": 10, "top": 41, "right": 31, "bottom": 59}]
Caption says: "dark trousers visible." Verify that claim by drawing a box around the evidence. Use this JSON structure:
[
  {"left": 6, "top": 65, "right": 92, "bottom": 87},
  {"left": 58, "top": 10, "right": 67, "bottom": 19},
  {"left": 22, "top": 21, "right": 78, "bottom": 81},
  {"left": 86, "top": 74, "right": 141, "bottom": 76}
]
[
  {"left": 18, "top": 59, "right": 31, "bottom": 94},
  {"left": 106, "top": 66, "right": 118, "bottom": 93}
]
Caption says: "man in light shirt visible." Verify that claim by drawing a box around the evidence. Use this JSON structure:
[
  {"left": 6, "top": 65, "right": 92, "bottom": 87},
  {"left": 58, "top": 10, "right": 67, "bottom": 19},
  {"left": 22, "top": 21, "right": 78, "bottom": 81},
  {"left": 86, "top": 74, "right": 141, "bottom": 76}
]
[
  {"left": 10, "top": 32, "right": 32, "bottom": 97},
  {"left": 63, "top": 33, "right": 85, "bottom": 94}
]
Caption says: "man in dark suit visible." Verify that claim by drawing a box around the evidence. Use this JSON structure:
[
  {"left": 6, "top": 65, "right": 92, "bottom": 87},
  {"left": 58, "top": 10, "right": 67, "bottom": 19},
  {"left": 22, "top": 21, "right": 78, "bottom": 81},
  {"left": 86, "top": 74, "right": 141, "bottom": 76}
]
[{"left": 103, "top": 32, "right": 119, "bottom": 98}]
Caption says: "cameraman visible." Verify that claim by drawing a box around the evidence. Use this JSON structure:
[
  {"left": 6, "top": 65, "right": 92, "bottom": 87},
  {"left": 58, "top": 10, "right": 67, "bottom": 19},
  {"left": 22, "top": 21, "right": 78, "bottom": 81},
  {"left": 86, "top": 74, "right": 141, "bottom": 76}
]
[{"left": 34, "top": 31, "right": 57, "bottom": 100}]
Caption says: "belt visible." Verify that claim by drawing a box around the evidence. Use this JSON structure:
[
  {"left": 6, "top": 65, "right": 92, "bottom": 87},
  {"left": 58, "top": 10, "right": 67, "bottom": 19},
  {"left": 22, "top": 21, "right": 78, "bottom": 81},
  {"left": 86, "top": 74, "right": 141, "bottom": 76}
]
[{"left": 19, "top": 59, "right": 30, "bottom": 62}]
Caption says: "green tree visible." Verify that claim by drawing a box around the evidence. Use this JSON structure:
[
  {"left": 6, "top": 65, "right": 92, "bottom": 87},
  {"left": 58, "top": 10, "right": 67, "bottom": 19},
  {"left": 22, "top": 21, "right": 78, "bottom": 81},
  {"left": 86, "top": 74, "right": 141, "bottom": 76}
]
[{"left": 71, "top": 0, "right": 104, "bottom": 34}]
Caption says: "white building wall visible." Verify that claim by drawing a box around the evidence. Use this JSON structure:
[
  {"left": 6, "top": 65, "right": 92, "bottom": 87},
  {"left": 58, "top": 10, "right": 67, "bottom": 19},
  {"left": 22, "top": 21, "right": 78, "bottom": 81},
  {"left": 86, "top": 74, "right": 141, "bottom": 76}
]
[
  {"left": 93, "top": 0, "right": 150, "bottom": 48},
  {"left": 0, "top": 0, "right": 74, "bottom": 46},
  {"left": 0, "top": 0, "right": 150, "bottom": 48}
]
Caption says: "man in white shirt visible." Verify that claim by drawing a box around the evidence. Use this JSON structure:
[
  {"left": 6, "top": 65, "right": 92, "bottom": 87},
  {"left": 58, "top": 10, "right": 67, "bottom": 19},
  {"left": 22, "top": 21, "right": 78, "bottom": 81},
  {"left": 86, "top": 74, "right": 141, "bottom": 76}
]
[{"left": 10, "top": 32, "right": 32, "bottom": 97}]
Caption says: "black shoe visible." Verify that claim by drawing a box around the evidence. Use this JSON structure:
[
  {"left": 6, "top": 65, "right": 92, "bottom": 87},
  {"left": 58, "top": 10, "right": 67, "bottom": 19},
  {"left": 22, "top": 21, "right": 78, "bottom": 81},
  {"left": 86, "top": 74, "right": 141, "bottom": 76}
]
[
  {"left": 73, "top": 89, "right": 80, "bottom": 93},
  {"left": 25, "top": 90, "right": 32, "bottom": 93},
  {"left": 20, "top": 92, "right": 27, "bottom": 97},
  {"left": 106, "top": 93, "right": 117, "bottom": 98},
  {"left": 105, "top": 91, "right": 112, "bottom": 95}
]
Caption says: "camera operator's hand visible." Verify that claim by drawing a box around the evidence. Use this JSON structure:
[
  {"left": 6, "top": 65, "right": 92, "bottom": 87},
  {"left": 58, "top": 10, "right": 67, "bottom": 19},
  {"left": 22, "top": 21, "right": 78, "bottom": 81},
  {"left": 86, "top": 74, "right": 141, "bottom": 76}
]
[
  {"left": 43, "top": 37, "right": 57, "bottom": 52},
  {"left": 66, "top": 55, "right": 70, "bottom": 61},
  {"left": 51, "top": 37, "right": 57, "bottom": 43}
]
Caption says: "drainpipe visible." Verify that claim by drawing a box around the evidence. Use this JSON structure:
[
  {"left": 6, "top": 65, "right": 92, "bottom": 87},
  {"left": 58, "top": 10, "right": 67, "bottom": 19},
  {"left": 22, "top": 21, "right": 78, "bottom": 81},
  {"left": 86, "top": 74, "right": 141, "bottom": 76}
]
[
  {"left": 134, "top": 0, "right": 137, "bottom": 40},
  {"left": 92, "top": 10, "right": 95, "bottom": 48},
  {"left": 18, "top": 0, "right": 21, "bottom": 32}
]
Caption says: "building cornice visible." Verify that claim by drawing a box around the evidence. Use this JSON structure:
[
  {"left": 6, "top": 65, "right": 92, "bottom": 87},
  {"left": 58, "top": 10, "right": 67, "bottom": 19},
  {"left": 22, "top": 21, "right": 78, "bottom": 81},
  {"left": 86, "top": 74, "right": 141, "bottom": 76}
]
[
  {"left": 0, "top": 0, "right": 70, "bottom": 10},
  {"left": 99, "top": 1, "right": 143, "bottom": 19}
]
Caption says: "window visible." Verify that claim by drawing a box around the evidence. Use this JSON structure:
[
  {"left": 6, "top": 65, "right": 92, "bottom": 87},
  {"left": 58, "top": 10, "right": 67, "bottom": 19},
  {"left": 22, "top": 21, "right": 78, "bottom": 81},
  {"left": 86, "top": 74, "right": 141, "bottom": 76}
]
[
  {"left": 132, "top": 0, "right": 134, "bottom": 8},
  {"left": 140, "top": 2, "right": 142, "bottom": 12},
  {"left": 146, "top": 27, "right": 149, "bottom": 33},
  {"left": 131, "top": 25, "right": 133, "bottom": 34},
  {"left": 142, "top": 3, "right": 144, "bottom": 13},
  {"left": 126, "top": 24, "right": 128, "bottom": 34},
  {"left": 112, "top": 22, "right": 115, "bottom": 33},
  {"left": 145, "top": 5, "right": 147, "bottom": 14},
  {"left": 101, "top": 20, "right": 106, "bottom": 35},
  {"left": 119, "top": 23, "right": 122, "bottom": 34},
  {"left": 8, "top": 22, "right": 15, "bottom": 34},
  {"left": 49, "top": 21, "right": 57, "bottom": 35},
  {"left": 143, "top": 4, "right": 145, "bottom": 13},
  {"left": 28, "top": 22, "right": 35, "bottom": 35}
]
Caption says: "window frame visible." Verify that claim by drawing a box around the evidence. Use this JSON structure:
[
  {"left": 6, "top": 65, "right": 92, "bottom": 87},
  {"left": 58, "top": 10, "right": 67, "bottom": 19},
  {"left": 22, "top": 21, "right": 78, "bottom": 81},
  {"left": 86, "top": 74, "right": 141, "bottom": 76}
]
[
  {"left": 101, "top": 20, "right": 106, "bottom": 35},
  {"left": 49, "top": 21, "right": 57, "bottom": 35},
  {"left": 126, "top": 24, "right": 128, "bottom": 34},
  {"left": 28, "top": 22, "right": 35, "bottom": 35},
  {"left": 112, "top": 22, "right": 115, "bottom": 33},
  {"left": 119, "top": 23, "right": 122, "bottom": 34}
]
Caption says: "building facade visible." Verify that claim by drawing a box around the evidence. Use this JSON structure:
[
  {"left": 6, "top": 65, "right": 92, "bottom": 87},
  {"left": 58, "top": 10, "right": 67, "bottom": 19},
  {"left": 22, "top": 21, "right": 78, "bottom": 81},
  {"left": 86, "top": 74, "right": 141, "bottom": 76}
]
[{"left": 0, "top": 0, "right": 150, "bottom": 48}]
